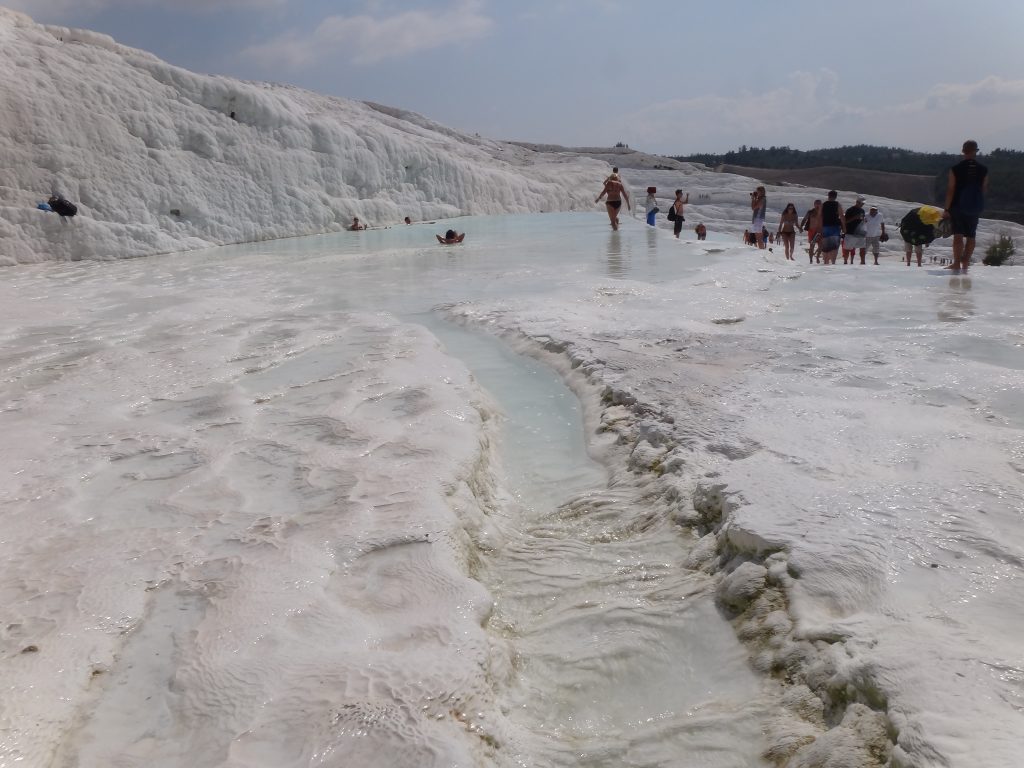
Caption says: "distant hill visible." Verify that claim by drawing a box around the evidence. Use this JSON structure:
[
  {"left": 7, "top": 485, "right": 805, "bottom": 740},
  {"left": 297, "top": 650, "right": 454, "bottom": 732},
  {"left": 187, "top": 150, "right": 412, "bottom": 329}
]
[
  {"left": 717, "top": 165, "right": 936, "bottom": 207},
  {"left": 675, "top": 145, "right": 1024, "bottom": 224}
]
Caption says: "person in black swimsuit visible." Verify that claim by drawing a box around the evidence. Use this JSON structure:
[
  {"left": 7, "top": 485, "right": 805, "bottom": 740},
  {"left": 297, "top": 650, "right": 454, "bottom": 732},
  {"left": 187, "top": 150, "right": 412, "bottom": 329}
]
[{"left": 596, "top": 172, "right": 630, "bottom": 231}]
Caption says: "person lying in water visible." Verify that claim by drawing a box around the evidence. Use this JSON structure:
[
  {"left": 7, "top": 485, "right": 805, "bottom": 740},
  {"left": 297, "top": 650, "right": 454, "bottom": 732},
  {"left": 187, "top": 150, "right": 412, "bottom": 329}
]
[{"left": 436, "top": 229, "right": 465, "bottom": 244}]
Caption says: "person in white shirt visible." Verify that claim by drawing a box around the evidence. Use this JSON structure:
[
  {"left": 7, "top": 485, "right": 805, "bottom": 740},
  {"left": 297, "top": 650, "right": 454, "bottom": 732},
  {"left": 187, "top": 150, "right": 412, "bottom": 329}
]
[
  {"left": 863, "top": 205, "right": 887, "bottom": 265},
  {"left": 644, "top": 187, "right": 659, "bottom": 226}
]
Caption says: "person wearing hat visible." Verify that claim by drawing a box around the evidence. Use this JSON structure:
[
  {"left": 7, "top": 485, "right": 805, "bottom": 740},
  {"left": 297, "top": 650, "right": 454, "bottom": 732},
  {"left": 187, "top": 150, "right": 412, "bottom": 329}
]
[
  {"left": 842, "top": 195, "right": 868, "bottom": 264},
  {"left": 644, "top": 187, "right": 659, "bottom": 226},
  {"left": 942, "top": 139, "right": 989, "bottom": 271},
  {"left": 596, "top": 171, "right": 630, "bottom": 231},
  {"left": 863, "top": 204, "right": 887, "bottom": 265}
]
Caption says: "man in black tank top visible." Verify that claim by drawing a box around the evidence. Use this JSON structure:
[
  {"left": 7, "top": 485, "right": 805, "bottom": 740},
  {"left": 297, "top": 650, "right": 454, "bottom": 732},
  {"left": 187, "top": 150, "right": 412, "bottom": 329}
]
[
  {"left": 818, "top": 190, "right": 844, "bottom": 264},
  {"left": 943, "top": 139, "right": 989, "bottom": 271}
]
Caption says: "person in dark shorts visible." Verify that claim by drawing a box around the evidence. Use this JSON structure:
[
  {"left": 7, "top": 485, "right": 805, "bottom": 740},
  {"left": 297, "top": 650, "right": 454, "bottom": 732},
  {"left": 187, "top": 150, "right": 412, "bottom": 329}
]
[
  {"left": 818, "top": 190, "right": 844, "bottom": 264},
  {"left": 670, "top": 189, "right": 689, "bottom": 238},
  {"left": 942, "top": 140, "right": 988, "bottom": 271}
]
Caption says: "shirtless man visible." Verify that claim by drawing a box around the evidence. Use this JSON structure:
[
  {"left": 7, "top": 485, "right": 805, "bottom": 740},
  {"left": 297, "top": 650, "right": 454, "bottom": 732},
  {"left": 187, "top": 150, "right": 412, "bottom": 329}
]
[
  {"left": 670, "top": 189, "right": 689, "bottom": 238},
  {"left": 596, "top": 172, "right": 630, "bottom": 231},
  {"left": 800, "top": 199, "right": 823, "bottom": 263}
]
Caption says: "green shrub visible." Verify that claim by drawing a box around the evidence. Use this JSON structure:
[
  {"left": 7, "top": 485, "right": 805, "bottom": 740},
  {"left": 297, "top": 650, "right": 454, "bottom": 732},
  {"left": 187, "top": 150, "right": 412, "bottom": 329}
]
[{"left": 983, "top": 234, "right": 1015, "bottom": 266}]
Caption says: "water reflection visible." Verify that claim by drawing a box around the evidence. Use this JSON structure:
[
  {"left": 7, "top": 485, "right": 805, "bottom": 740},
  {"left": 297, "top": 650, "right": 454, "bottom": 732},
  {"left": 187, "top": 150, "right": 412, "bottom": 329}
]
[
  {"left": 646, "top": 226, "right": 659, "bottom": 267},
  {"left": 606, "top": 231, "right": 625, "bottom": 278},
  {"left": 937, "top": 276, "right": 975, "bottom": 323}
]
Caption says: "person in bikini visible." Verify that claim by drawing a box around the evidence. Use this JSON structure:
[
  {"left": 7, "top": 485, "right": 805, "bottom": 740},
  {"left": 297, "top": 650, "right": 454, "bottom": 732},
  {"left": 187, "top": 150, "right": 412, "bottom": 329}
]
[
  {"left": 596, "top": 172, "right": 630, "bottom": 231},
  {"left": 777, "top": 202, "right": 799, "bottom": 260}
]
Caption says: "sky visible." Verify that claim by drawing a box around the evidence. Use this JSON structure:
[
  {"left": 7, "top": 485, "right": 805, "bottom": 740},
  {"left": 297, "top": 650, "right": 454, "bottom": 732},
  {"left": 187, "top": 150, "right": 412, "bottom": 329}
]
[{"left": 11, "top": 0, "right": 1024, "bottom": 156}]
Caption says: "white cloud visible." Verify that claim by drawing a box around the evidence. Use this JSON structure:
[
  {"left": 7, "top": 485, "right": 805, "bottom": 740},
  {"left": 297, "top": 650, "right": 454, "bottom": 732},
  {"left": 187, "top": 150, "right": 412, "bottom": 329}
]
[
  {"left": 923, "top": 76, "right": 1024, "bottom": 110},
  {"left": 8, "top": 0, "right": 285, "bottom": 18},
  {"left": 619, "top": 69, "right": 854, "bottom": 152},
  {"left": 241, "top": 0, "right": 494, "bottom": 69},
  {"left": 616, "top": 71, "right": 1024, "bottom": 154}
]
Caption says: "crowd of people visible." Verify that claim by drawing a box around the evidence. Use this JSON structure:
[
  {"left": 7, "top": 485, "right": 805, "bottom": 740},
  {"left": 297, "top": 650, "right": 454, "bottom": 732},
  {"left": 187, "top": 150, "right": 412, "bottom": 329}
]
[
  {"left": 604, "top": 140, "right": 990, "bottom": 272},
  {"left": 739, "top": 141, "right": 988, "bottom": 271},
  {"left": 641, "top": 183, "right": 706, "bottom": 240}
]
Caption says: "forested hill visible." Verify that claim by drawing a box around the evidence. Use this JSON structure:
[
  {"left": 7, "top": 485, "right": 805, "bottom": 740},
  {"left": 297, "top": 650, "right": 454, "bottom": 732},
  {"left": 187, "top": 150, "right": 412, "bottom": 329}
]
[{"left": 674, "top": 145, "right": 1023, "bottom": 223}]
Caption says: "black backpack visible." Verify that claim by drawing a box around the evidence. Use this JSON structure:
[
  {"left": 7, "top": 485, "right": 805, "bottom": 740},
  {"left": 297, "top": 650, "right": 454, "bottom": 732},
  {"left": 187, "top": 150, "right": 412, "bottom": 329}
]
[{"left": 51, "top": 197, "right": 78, "bottom": 217}]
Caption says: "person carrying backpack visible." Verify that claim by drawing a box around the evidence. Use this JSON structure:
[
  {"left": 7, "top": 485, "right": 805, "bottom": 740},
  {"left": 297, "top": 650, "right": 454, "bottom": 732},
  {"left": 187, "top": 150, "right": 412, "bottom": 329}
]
[{"left": 942, "top": 139, "right": 988, "bottom": 271}]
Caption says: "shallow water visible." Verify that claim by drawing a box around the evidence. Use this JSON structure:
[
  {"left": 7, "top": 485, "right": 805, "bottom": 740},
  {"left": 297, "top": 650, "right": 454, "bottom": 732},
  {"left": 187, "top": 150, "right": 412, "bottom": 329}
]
[
  {"left": 0, "top": 214, "right": 771, "bottom": 767},
  {"left": 3, "top": 212, "right": 1022, "bottom": 767}
]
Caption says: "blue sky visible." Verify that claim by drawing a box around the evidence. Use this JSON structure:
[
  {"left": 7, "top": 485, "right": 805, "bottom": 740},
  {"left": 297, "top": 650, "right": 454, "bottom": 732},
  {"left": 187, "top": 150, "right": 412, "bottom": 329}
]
[{"left": 15, "top": 0, "right": 1024, "bottom": 155}]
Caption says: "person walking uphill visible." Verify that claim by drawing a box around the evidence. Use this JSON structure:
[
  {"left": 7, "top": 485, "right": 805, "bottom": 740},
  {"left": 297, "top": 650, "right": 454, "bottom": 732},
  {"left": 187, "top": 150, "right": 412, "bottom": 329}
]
[
  {"left": 943, "top": 139, "right": 988, "bottom": 272},
  {"left": 597, "top": 172, "right": 630, "bottom": 231}
]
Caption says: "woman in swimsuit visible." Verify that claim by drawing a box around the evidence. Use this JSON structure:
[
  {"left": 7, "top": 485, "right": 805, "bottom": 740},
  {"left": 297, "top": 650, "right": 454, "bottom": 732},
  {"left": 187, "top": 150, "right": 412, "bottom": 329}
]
[
  {"left": 777, "top": 202, "right": 799, "bottom": 260},
  {"left": 596, "top": 172, "right": 630, "bottom": 231}
]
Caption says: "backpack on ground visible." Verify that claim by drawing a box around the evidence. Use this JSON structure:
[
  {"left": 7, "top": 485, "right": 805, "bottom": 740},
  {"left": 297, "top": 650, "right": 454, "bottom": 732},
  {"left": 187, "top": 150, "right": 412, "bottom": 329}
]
[{"left": 50, "top": 197, "right": 78, "bottom": 217}]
